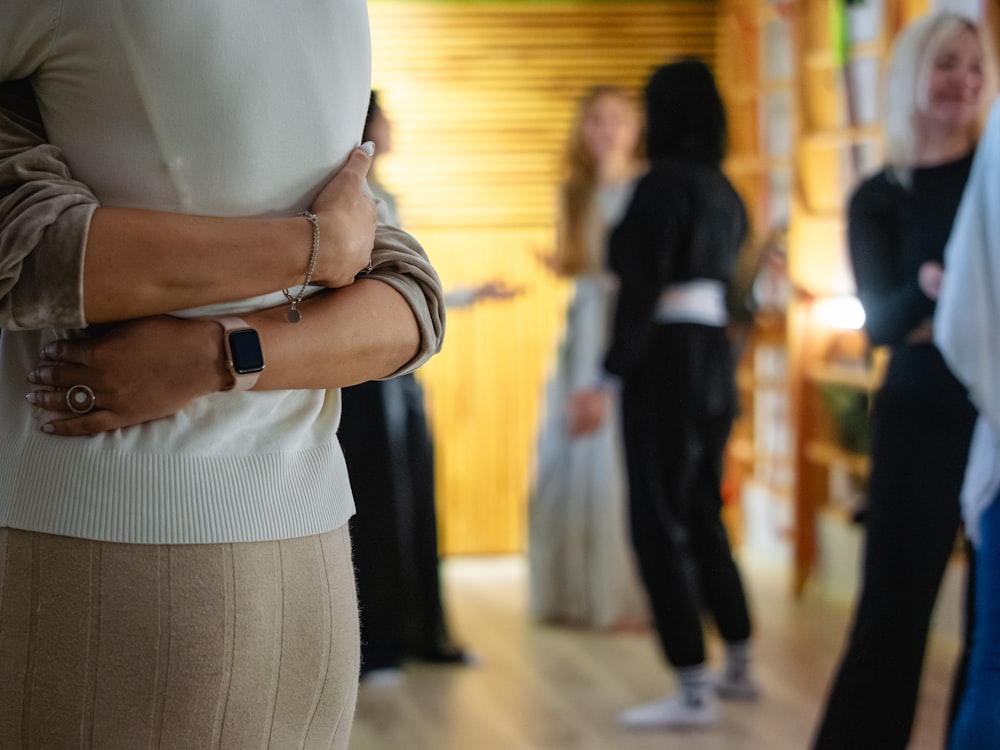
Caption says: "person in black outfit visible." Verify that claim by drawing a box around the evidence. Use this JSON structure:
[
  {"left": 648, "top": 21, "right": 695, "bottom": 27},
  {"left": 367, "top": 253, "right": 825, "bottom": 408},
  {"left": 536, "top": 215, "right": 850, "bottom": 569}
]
[
  {"left": 602, "top": 59, "right": 758, "bottom": 730},
  {"left": 811, "top": 11, "right": 994, "bottom": 750},
  {"left": 340, "top": 94, "right": 471, "bottom": 681},
  {"left": 341, "top": 374, "right": 467, "bottom": 677},
  {"left": 342, "top": 93, "right": 517, "bottom": 681}
]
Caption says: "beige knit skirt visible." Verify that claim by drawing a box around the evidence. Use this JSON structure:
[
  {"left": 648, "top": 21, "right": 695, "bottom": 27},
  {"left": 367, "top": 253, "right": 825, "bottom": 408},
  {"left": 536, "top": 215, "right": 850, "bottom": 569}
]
[{"left": 0, "top": 525, "right": 360, "bottom": 750}]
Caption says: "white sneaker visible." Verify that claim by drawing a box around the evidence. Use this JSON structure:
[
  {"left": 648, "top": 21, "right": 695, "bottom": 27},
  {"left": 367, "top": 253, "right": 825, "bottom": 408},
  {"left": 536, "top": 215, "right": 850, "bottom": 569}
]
[
  {"left": 711, "top": 671, "right": 761, "bottom": 701},
  {"left": 618, "top": 690, "right": 719, "bottom": 730},
  {"left": 360, "top": 667, "right": 404, "bottom": 688}
]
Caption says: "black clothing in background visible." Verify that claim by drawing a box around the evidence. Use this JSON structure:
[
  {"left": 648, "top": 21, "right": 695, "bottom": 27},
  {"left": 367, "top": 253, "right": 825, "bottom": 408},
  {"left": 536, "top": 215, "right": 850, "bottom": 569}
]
[
  {"left": 340, "top": 374, "right": 455, "bottom": 673},
  {"left": 605, "top": 160, "right": 747, "bottom": 377},
  {"left": 848, "top": 154, "right": 973, "bottom": 346},
  {"left": 812, "top": 155, "right": 978, "bottom": 750},
  {"left": 605, "top": 158, "right": 753, "bottom": 668}
]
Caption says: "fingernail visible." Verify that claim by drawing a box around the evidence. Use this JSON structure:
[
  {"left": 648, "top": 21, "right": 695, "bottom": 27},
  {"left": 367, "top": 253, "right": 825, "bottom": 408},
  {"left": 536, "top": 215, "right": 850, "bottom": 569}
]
[
  {"left": 359, "top": 141, "right": 375, "bottom": 157},
  {"left": 24, "top": 392, "right": 37, "bottom": 405},
  {"left": 41, "top": 423, "right": 55, "bottom": 434},
  {"left": 26, "top": 369, "right": 38, "bottom": 384}
]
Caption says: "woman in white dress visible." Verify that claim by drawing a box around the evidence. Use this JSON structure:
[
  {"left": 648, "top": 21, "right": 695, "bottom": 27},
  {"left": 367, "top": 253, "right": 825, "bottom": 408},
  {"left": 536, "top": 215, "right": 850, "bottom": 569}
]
[{"left": 529, "top": 86, "right": 648, "bottom": 630}]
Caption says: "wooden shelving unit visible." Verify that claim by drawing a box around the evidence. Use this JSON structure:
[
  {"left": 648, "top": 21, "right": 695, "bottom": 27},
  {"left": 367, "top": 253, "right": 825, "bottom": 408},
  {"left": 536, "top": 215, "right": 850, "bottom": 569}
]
[
  {"left": 714, "top": 0, "right": 1000, "bottom": 597},
  {"left": 715, "top": 0, "right": 797, "bottom": 562}
]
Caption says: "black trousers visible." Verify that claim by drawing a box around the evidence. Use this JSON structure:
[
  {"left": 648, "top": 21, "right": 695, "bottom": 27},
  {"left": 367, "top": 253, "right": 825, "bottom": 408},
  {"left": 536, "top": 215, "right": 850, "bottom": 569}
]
[
  {"left": 340, "top": 375, "right": 451, "bottom": 671},
  {"left": 620, "top": 324, "right": 752, "bottom": 669},
  {"left": 813, "top": 344, "right": 977, "bottom": 750}
]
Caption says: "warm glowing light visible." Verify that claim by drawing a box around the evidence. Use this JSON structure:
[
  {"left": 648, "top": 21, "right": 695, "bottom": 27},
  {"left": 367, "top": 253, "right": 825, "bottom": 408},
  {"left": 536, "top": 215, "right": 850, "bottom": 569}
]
[{"left": 813, "top": 296, "right": 866, "bottom": 330}]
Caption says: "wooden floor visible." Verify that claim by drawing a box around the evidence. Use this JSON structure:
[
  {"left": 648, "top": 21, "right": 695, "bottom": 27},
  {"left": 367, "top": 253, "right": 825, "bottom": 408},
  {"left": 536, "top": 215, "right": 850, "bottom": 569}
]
[{"left": 349, "top": 554, "right": 960, "bottom": 750}]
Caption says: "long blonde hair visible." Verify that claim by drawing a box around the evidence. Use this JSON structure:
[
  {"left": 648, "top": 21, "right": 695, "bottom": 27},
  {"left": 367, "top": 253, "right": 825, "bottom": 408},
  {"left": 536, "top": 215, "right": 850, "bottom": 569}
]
[
  {"left": 555, "top": 86, "right": 642, "bottom": 276},
  {"left": 884, "top": 11, "right": 997, "bottom": 186}
]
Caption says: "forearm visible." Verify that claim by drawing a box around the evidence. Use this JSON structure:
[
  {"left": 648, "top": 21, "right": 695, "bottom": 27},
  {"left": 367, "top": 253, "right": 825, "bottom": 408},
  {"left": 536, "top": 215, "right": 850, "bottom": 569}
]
[
  {"left": 179, "top": 221, "right": 444, "bottom": 390},
  {"left": 847, "top": 188, "right": 935, "bottom": 346},
  {"left": 0, "top": 86, "right": 307, "bottom": 328},
  {"left": 180, "top": 282, "right": 422, "bottom": 395},
  {"left": 244, "top": 279, "right": 420, "bottom": 390},
  {"left": 1, "top": 81, "right": 380, "bottom": 330},
  {"left": 83, "top": 209, "right": 313, "bottom": 322},
  {"left": 858, "top": 284, "right": 935, "bottom": 346},
  {"left": 28, "top": 278, "right": 432, "bottom": 437}
]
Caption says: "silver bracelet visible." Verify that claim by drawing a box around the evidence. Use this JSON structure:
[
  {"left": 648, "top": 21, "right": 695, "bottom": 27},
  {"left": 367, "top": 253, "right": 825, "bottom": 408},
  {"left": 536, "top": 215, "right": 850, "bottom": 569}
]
[{"left": 282, "top": 211, "right": 320, "bottom": 323}]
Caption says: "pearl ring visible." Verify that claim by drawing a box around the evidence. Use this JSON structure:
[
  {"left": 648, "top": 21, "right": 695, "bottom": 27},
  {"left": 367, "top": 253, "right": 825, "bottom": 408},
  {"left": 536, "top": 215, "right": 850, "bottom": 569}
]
[{"left": 66, "top": 384, "right": 96, "bottom": 415}]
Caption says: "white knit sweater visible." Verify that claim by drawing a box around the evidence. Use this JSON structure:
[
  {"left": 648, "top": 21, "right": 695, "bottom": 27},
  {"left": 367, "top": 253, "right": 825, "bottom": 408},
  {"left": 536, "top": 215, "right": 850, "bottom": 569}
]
[{"left": 0, "top": 1, "right": 445, "bottom": 544}]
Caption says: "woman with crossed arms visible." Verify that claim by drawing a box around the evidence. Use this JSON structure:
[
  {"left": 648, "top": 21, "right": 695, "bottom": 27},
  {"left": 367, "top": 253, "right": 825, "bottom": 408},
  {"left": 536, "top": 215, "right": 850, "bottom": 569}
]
[{"left": 0, "top": 2, "right": 443, "bottom": 747}]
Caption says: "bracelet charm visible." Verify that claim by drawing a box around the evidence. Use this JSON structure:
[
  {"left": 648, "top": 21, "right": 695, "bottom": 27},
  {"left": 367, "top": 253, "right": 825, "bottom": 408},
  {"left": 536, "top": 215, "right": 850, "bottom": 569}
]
[{"left": 283, "top": 211, "right": 320, "bottom": 323}]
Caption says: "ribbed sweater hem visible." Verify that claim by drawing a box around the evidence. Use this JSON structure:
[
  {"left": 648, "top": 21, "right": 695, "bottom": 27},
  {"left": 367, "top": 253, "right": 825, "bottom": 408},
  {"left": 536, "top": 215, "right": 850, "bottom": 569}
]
[{"left": 0, "top": 434, "right": 355, "bottom": 544}]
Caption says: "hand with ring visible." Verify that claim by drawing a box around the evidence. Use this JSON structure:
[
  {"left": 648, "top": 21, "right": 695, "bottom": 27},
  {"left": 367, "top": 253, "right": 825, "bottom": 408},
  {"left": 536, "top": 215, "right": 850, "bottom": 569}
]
[{"left": 25, "top": 315, "right": 231, "bottom": 436}]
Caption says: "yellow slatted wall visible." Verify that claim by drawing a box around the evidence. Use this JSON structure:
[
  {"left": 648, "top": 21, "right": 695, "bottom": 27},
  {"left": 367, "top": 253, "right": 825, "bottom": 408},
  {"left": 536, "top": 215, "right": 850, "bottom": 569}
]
[{"left": 368, "top": 2, "right": 718, "bottom": 555}]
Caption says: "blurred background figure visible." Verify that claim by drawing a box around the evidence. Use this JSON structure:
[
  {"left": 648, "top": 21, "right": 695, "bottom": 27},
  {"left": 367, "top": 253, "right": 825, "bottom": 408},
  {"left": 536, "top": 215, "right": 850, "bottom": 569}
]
[
  {"left": 603, "top": 59, "right": 758, "bottom": 731},
  {"left": 528, "top": 85, "right": 649, "bottom": 632},
  {"left": 937, "top": 93, "right": 1000, "bottom": 750},
  {"left": 342, "top": 92, "right": 517, "bottom": 683},
  {"left": 811, "top": 12, "right": 996, "bottom": 750}
]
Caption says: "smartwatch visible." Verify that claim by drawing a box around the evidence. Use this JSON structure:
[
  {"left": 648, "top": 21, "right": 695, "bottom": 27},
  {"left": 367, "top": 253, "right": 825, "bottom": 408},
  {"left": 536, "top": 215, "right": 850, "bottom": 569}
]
[{"left": 212, "top": 316, "right": 265, "bottom": 391}]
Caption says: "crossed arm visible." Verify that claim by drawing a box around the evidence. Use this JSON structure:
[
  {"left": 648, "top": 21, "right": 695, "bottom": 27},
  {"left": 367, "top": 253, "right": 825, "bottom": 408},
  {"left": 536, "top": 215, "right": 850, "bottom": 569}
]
[{"left": 0, "top": 80, "right": 445, "bottom": 435}]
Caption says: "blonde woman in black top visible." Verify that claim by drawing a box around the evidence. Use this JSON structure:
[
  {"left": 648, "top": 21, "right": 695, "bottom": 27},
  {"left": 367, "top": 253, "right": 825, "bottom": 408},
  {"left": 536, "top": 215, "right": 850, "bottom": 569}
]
[{"left": 812, "top": 12, "right": 996, "bottom": 750}]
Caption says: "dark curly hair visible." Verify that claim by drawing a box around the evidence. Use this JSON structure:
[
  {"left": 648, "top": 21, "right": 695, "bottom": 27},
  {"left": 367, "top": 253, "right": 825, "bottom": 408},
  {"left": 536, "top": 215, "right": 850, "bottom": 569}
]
[{"left": 644, "top": 58, "right": 726, "bottom": 167}]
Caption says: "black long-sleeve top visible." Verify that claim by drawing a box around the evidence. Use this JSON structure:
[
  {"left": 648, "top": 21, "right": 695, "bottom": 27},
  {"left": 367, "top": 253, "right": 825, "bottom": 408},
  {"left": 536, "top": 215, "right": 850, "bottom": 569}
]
[
  {"left": 848, "top": 152, "right": 974, "bottom": 347},
  {"left": 603, "top": 158, "right": 748, "bottom": 376}
]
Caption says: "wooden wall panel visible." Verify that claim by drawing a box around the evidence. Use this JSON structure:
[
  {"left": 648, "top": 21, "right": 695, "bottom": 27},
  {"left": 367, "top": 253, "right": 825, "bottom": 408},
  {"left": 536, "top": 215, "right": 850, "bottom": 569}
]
[{"left": 367, "top": 2, "right": 718, "bottom": 554}]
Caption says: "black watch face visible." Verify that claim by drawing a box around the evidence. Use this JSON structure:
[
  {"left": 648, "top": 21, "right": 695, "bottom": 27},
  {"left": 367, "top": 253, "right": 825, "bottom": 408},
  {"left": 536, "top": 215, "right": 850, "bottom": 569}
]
[{"left": 229, "top": 329, "right": 265, "bottom": 374}]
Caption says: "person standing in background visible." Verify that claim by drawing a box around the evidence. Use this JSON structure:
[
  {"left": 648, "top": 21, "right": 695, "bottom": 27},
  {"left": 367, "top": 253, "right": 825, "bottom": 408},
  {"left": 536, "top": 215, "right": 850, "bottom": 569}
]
[
  {"left": 934, "top": 94, "right": 1000, "bottom": 750},
  {"left": 603, "top": 59, "right": 758, "bottom": 730},
  {"left": 529, "top": 85, "right": 649, "bottom": 632},
  {"left": 936, "top": 94, "right": 1000, "bottom": 750},
  {"left": 812, "top": 12, "right": 996, "bottom": 750},
  {"left": 343, "top": 92, "right": 516, "bottom": 681}
]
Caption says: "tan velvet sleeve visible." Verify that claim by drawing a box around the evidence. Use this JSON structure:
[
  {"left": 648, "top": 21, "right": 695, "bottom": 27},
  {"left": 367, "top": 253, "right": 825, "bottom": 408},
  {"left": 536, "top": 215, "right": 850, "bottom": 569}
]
[
  {"left": 367, "top": 197, "right": 446, "bottom": 377},
  {"left": 0, "top": 79, "right": 98, "bottom": 331}
]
